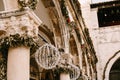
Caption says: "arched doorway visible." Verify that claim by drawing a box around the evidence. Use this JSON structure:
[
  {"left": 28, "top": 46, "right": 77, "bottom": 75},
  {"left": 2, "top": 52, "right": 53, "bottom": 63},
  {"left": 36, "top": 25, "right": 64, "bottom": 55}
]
[
  {"left": 109, "top": 58, "right": 120, "bottom": 80},
  {"left": 103, "top": 51, "right": 120, "bottom": 80}
]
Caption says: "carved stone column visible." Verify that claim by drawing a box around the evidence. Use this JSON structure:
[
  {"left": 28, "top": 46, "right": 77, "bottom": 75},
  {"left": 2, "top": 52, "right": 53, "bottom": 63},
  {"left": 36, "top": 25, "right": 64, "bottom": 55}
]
[
  {"left": 0, "top": 9, "right": 40, "bottom": 80},
  {"left": 7, "top": 46, "right": 30, "bottom": 80},
  {"left": 60, "top": 73, "right": 70, "bottom": 80}
]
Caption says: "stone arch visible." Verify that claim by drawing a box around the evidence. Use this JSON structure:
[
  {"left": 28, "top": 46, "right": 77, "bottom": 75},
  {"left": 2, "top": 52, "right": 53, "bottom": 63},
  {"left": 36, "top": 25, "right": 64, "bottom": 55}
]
[
  {"left": 69, "top": 35, "right": 79, "bottom": 65},
  {"left": 35, "top": 0, "right": 63, "bottom": 48},
  {"left": 109, "top": 58, "right": 120, "bottom": 80},
  {"left": 69, "top": 35, "right": 78, "bottom": 56},
  {"left": 103, "top": 50, "right": 120, "bottom": 80},
  {"left": 38, "top": 25, "right": 55, "bottom": 45}
]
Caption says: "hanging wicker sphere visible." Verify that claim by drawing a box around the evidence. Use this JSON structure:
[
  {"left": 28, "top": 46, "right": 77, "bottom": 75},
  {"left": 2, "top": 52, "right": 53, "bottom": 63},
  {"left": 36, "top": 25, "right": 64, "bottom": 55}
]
[
  {"left": 69, "top": 64, "right": 80, "bottom": 80},
  {"left": 35, "top": 43, "right": 60, "bottom": 69}
]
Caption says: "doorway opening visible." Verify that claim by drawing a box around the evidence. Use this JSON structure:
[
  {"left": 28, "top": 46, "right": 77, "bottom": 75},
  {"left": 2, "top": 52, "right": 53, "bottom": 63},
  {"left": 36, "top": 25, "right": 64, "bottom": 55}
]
[{"left": 109, "top": 58, "right": 120, "bottom": 80}]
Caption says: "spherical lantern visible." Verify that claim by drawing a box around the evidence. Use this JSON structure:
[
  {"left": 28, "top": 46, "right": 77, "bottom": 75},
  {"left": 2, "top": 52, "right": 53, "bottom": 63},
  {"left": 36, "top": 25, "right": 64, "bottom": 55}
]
[
  {"left": 69, "top": 64, "right": 80, "bottom": 80},
  {"left": 35, "top": 43, "right": 60, "bottom": 69}
]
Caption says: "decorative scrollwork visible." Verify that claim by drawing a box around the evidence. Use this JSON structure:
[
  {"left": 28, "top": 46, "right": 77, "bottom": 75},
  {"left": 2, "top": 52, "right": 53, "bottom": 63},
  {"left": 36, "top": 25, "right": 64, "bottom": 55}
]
[
  {"left": 0, "top": 34, "right": 39, "bottom": 54},
  {"left": 18, "top": 0, "right": 38, "bottom": 10}
]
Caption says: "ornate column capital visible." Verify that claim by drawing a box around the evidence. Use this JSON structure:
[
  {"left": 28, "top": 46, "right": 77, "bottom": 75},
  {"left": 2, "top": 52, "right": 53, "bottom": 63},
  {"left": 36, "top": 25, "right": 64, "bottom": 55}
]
[{"left": 0, "top": 9, "right": 41, "bottom": 54}]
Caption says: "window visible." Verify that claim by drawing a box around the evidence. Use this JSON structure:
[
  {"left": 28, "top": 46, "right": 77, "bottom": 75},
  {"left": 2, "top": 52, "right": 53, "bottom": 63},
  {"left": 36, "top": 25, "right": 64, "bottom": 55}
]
[
  {"left": 0, "top": 0, "right": 4, "bottom": 11},
  {"left": 97, "top": 6, "right": 120, "bottom": 27}
]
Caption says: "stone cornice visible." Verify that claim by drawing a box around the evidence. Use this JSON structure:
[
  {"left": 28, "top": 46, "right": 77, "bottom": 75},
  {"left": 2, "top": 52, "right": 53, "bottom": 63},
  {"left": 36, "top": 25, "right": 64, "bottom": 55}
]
[
  {"left": 0, "top": 8, "right": 43, "bottom": 39},
  {"left": 0, "top": 9, "right": 26, "bottom": 19},
  {"left": 0, "top": 8, "right": 42, "bottom": 25}
]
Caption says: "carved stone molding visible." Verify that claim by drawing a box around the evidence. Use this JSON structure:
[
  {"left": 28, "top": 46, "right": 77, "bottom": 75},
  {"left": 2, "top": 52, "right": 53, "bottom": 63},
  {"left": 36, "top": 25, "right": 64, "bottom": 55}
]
[
  {"left": 0, "top": 13, "right": 38, "bottom": 39},
  {"left": 0, "top": 9, "right": 26, "bottom": 18},
  {"left": 0, "top": 9, "right": 40, "bottom": 54}
]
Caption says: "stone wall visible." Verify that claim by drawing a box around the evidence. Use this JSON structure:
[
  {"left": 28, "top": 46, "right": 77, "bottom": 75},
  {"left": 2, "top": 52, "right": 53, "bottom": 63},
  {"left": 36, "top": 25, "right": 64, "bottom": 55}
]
[{"left": 79, "top": 0, "right": 120, "bottom": 80}]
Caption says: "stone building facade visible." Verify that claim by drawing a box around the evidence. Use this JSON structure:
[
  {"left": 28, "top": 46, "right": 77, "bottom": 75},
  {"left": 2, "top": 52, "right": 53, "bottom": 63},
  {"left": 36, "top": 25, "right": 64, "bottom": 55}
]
[
  {"left": 79, "top": 0, "right": 120, "bottom": 80},
  {"left": 0, "top": 0, "right": 98, "bottom": 80}
]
